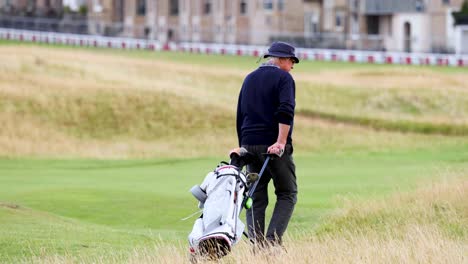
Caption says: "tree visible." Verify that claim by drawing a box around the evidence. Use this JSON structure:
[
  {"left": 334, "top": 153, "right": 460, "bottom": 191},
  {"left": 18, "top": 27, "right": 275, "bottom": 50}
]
[{"left": 452, "top": 0, "right": 468, "bottom": 25}]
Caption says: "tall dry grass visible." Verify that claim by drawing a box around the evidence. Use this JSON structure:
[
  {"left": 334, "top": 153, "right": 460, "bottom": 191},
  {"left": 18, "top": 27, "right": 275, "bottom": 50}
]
[
  {"left": 22, "top": 230, "right": 466, "bottom": 264},
  {"left": 0, "top": 46, "right": 240, "bottom": 158},
  {"left": 1, "top": 45, "right": 468, "bottom": 158},
  {"left": 296, "top": 67, "right": 468, "bottom": 92},
  {"left": 20, "top": 176, "right": 467, "bottom": 264}
]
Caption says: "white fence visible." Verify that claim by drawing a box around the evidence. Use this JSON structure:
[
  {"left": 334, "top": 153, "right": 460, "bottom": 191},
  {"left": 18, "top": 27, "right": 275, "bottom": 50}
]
[{"left": 1, "top": 28, "right": 467, "bottom": 67}]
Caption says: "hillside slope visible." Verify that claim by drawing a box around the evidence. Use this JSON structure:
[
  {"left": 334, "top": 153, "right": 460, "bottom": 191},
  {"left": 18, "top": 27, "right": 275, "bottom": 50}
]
[{"left": 1, "top": 44, "right": 468, "bottom": 158}]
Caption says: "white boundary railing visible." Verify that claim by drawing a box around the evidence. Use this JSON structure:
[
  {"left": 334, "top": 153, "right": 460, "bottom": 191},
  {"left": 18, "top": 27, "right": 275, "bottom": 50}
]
[{"left": 1, "top": 28, "right": 467, "bottom": 67}]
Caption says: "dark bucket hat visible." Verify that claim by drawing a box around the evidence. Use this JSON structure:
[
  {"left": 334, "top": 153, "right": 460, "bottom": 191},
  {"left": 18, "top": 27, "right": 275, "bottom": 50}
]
[{"left": 263, "top": 41, "right": 299, "bottom": 63}]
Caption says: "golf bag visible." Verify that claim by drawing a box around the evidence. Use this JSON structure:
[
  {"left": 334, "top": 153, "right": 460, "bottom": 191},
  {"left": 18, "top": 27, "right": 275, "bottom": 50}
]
[{"left": 188, "top": 149, "right": 254, "bottom": 259}]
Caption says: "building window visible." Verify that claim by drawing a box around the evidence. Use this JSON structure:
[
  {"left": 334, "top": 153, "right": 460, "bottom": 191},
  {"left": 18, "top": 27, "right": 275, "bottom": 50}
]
[
  {"left": 415, "top": 0, "right": 424, "bottom": 12},
  {"left": 367, "top": 15, "right": 379, "bottom": 34},
  {"left": 278, "top": 0, "right": 284, "bottom": 11},
  {"left": 168, "top": 29, "right": 174, "bottom": 41},
  {"left": 136, "top": 0, "right": 146, "bottom": 16},
  {"left": 305, "top": 12, "right": 319, "bottom": 35},
  {"left": 352, "top": 0, "right": 359, "bottom": 10},
  {"left": 95, "top": 23, "right": 101, "bottom": 34},
  {"left": 204, "top": 0, "right": 211, "bottom": 15},
  {"left": 442, "top": 0, "right": 450, "bottom": 5},
  {"left": 240, "top": 0, "right": 247, "bottom": 14},
  {"left": 170, "top": 0, "right": 179, "bottom": 15},
  {"left": 351, "top": 14, "right": 359, "bottom": 34},
  {"left": 93, "top": 0, "right": 103, "bottom": 13},
  {"left": 335, "top": 12, "right": 344, "bottom": 29},
  {"left": 263, "top": 0, "right": 273, "bottom": 10}
]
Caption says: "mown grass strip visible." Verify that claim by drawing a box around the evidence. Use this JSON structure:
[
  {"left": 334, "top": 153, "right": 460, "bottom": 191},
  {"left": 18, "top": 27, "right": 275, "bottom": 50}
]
[{"left": 299, "top": 109, "right": 468, "bottom": 136}]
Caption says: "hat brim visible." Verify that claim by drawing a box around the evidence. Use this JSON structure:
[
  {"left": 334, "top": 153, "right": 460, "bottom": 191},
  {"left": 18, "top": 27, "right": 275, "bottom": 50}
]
[{"left": 264, "top": 52, "right": 299, "bottom": 63}]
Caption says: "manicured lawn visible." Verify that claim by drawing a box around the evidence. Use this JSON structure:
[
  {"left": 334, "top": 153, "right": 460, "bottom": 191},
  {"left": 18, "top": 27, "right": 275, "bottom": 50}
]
[{"left": 1, "top": 146, "right": 467, "bottom": 261}]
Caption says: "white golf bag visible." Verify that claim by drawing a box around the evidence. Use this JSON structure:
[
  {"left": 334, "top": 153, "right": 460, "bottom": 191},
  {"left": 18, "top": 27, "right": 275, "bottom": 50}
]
[{"left": 188, "top": 163, "right": 247, "bottom": 257}]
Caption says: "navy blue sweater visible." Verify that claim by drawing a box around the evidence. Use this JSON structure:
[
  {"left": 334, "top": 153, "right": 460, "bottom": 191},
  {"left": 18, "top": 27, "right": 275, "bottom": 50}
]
[{"left": 236, "top": 65, "right": 296, "bottom": 146}]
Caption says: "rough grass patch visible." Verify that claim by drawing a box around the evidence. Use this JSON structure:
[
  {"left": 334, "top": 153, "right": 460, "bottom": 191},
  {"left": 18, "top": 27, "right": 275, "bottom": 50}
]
[{"left": 315, "top": 176, "right": 468, "bottom": 240}]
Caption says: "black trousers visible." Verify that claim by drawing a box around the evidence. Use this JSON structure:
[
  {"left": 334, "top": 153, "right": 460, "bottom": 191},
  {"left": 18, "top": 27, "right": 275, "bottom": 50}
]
[{"left": 242, "top": 144, "right": 297, "bottom": 245}]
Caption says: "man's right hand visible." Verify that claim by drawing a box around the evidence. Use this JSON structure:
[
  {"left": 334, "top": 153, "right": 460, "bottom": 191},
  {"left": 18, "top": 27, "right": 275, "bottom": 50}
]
[{"left": 267, "top": 142, "right": 285, "bottom": 157}]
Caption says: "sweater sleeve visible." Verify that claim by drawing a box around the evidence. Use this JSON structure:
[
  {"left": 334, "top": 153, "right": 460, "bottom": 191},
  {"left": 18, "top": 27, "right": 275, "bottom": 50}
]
[
  {"left": 275, "top": 74, "right": 296, "bottom": 125},
  {"left": 236, "top": 88, "right": 243, "bottom": 146}
]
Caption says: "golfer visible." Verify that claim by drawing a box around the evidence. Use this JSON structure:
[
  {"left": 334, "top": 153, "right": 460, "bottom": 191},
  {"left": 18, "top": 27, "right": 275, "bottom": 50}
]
[{"left": 236, "top": 41, "right": 298, "bottom": 247}]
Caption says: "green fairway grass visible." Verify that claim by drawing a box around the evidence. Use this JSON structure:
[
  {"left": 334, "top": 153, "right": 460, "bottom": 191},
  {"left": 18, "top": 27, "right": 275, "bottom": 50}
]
[
  {"left": 2, "top": 39, "right": 468, "bottom": 74},
  {"left": 1, "top": 147, "right": 467, "bottom": 262}
]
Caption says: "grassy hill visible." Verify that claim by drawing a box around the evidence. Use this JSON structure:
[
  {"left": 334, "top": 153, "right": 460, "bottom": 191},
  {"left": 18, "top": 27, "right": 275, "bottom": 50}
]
[
  {"left": 1, "top": 43, "right": 468, "bottom": 158},
  {"left": 0, "top": 42, "right": 467, "bottom": 263}
]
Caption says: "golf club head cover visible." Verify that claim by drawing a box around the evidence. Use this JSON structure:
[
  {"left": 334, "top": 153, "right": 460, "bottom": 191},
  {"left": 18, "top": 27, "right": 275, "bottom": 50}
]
[{"left": 190, "top": 185, "right": 207, "bottom": 206}]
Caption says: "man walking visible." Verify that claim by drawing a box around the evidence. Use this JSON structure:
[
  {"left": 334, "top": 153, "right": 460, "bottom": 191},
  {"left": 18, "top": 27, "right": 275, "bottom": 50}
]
[{"left": 236, "top": 41, "right": 298, "bottom": 247}]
